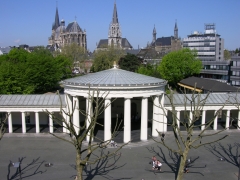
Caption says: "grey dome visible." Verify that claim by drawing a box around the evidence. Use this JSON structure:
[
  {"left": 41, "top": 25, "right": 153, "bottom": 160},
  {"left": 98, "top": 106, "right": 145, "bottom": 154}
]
[
  {"left": 66, "top": 21, "right": 82, "bottom": 33},
  {"left": 62, "top": 67, "right": 167, "bottom": 88}
]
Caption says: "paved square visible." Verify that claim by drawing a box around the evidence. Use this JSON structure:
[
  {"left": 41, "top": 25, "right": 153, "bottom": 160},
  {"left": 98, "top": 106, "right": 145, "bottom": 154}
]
[{"left": 0, "top": 131, "right": 240, "bottom": 180}]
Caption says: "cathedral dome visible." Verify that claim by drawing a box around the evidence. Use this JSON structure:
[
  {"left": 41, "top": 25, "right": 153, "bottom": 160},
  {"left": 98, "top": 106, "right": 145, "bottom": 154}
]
[
  {"left": 66, "top": 21, "right": 82, "bottom": 33},
  {"left": 55, "top": 25, "right": 66, "bottom": 39}
]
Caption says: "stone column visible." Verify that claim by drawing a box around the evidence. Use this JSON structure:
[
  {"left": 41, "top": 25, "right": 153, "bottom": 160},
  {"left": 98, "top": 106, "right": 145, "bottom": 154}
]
[
  {"left": 8, "top": 112, "right": 13, "bottom": 133},
  {"left": 21, "top": 112, "right": 26, "bottom": 133},
  {"left": 213, "top": 110, "right": 218, "bottom": 130},
  {"left": 86, "top": 97, "right": 93, "bottom": 142},
  {"left": 141, "top": 97, "right": 148, "bottom": 141},
  {"left": 201, "top": 110, "right": 206, "bottom": 130},
  {"left": 152, "top": 96, "right": 160, "bottom": 136},
  {"left": 73, "top": 96, "right": 80, "bottom": 134},
  {"left": 160, "top": 94, "right": 167, "bottom": 132},
  {"left": 238, "top": 110, "right": 240, "bottom": 130},
  {"left": 104, "top": 98, "right": 111, "bottom": 141},
  {"left": 189, "top": 111, "right": 193, "bottom": 125},
  {"left": 35, "top": 112, "right": 40, "bottom": 133},
  {"left": 124, "top": 98, "right": 131, "bottom": 143},
  {"left": 49, "top": 112, "right": 54, "bottom": 133},
  {"left": 225, "top": 110, "right": 230, "bottom": 129},
  {"left": 65, "top": 94, "right": 73, "bottom": 134},
  {"left": 176, "top": 111, "right": 180, "bottom": 128}
]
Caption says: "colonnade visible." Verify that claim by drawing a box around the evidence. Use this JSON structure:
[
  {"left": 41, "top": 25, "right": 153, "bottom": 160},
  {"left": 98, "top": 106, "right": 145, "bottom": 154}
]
[{"left": 6, "top": 94, "right": 240, "bottom": 143}]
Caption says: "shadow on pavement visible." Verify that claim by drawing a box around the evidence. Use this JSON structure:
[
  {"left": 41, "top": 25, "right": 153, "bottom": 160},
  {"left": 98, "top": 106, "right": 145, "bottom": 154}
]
[
  {"left": 205, "top": 142, "right": 240, "bottom": 167},
  {"left": 146, "top": 146, "right": 206, "bottom": 179},
  {"left": 7, "top": 157, "right": 46, "bottom": 180},
  {"left": 70, "top": 149, "right": 131, "bottom": 180}
]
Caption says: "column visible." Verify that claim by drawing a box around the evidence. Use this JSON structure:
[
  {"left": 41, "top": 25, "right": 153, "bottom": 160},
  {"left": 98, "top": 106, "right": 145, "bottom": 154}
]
[
  {"left": 238, "top": 110, "right": 240, "bottom": 130},
  {"left": 104, "top": 98, "right": 111, "bottom": 141},
  {"left": 73, "top": 96, "right": 80, "bottom": 134},
  {"left": 35, "top": 112, "right": 40, "bottom": 133},
  {"left": 160, "top": 94, "right": 167, "bottom": 132},
  {"left": 124, "top": 98, "right": 131, "bottom": 143},
  {"left": 86, "top": 97, "right": 93, "bottom": 142},
  {"left": 65, "top": 94, "right": 73, "bottom": 134},
  {"left": 152, "top": 96, "right": 160, "bottom": 136},
  {"left": 225, "top": 110, "right": 230, "bottom": 129},
  {"left": 201, "top": 110, "right": 206, "bottom": 130},
  {"left": 8, "top": 112, "right": 13, "bottom": 133},
  {"left": 63, "top": 110, "right": 67, "bottom": 133},
  {"left": 213, "top": 110, "right": 218, "bottom": 130},
  {"left": 141, "top": 97, "right": 148, "bottom": 141},
  {"left": 176, "top": 111, "right": 180, "bottom": 128},
  {"left": 21, "top": 112, "right": 26, "bottom": 133},
  {"left": 189, "top": 111, "right": 193, "bottom": 125},
  {"left": 49, "top": 113, "right": 54, "bottom": 133}
]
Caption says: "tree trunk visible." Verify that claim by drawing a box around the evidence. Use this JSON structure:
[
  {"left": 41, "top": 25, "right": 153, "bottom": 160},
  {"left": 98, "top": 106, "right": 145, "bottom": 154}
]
[
  {"left": 176, "top": 149, "right": 189, "bottom": 180},
  {"left": 75, "top": 151, "right": 84, "bottom": 180}
]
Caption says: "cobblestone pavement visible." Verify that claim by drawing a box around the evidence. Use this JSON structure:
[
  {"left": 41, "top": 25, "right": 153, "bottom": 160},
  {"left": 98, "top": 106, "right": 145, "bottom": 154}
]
[{"left": 1, "top": 130, "right": 240, "bottom": 180}]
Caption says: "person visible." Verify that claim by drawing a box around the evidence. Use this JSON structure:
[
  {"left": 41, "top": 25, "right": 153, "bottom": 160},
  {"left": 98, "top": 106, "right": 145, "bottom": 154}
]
[
  {"left": 151, "top": 156, "right": 156, "bottom": 170},
  {"left": 110, "top": 140, "right": 117, "bottom": 147},
  {"left": 184, "top": 162, "right": 189, "bottom": 173},
  {"left": 156, "top": 160, "right": 162, "bottom": 171}
]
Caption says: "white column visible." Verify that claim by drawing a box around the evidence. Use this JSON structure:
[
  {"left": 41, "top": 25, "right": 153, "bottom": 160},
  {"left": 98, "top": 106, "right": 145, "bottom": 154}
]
[
  {"left": 141, "top": 97, "right": 148, "bottom": 141},
  {"left": 8, "top": 112, "right": 13, "bottom": 133},
  {"left": 21, "top": 112, "right": 26, "bottom": 133},
  {"left": 86, "top": 97, "right": 93, "bottom": 142},
  {"left": 225, "top": 110, "right": 230, "bottom": 129},
  {"left": 152, "top": 96, "right": 160, "bottom": 136},
  {"left": 65, "top": 94, "right": 73, "bottom": 134},
  {"left": 104, "top": 98, "right": 111, "bottom": 141},
  {"left": 238, "top": 110, "right": 240, "bottom": 130},
  {"left": 213, "top": 110, "right": 218, "bottom": 130},
  {"left": 160, "top": 94, "right": 167, "bottom": 132},
  {"left": 73, "top": 96, "right": 80, "bottom": 134},
  {"left": 124, "top": 98, "right": 131, "bottom": 143},
  {"left": 163, "top": 110, "right": 168, "bottom": 132},
  {"left": 176, "top": 111, "right": 180, "bottom": 128},
  {"left": 63, "top": 109, "right": 67, "bottom": 133},
  {"left": 49, "top": 113, "right": 53, "bottom": 133},
  {"left": 189, "top": 111, "right": 193, "bottom": 125},
  {"left": 35, "top": 112, "right": 40, "bottom": 133},
  {"left": 201, "top": 110, "right": 206, "bottom": 130}
]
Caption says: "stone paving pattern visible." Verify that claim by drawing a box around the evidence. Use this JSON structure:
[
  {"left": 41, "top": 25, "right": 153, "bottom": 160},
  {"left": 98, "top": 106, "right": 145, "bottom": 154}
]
[{"left": 0, "top": 130, "right": 240, "bottom": 180}]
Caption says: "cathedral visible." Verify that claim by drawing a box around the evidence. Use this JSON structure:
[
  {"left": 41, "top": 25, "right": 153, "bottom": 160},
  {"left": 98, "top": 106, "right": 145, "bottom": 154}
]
[
  {"left": 48, "top": 7, "right": 87, "bottom": 50},
  {"left": 96, "top": 2, "right": 133, "bottom": 50}
]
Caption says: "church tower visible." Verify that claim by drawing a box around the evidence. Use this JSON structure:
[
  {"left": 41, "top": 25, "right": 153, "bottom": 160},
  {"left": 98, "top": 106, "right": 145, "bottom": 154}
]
[
  {"left": 52, "top": 7, "right": 60, "bottom": 31},
  {"left": 174, "top": 21, "right": 178, "bottom": 39},
  {"left": 108, "top": 2, "right": 122, "bottom": 47},
  {"left": 152, "top": 25, "right": 157, "bottom": 45}
]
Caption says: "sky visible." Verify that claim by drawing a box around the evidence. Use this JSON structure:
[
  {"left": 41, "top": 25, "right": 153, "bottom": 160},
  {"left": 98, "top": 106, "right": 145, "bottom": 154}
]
[{"left": 1, "top": 0, "right": 240, "bottom": 52}]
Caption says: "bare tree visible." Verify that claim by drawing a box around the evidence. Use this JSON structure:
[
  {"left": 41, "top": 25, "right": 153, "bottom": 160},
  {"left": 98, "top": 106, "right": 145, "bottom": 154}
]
[
  {"left": 45, "top": 89, "right": 128, "bottom": 180},
  {"left": 152, "top": 87, "right": 232, "bottom": 180}
]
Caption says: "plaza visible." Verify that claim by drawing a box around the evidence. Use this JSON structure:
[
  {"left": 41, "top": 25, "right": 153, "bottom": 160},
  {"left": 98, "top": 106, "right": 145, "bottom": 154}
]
[{"left": 1, "top": 131, "right": 240, "bottom": 180}]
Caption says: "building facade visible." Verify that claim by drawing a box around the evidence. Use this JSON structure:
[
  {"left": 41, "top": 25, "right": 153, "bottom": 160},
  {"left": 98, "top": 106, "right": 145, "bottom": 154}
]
[
  {"left": 183, "top": 23, "right": 229, "bottom": 82},
  {"left": 48, "top": 7, "right": 87, "bottom": 50},
  {"left": 96, "top": 2, "right": 133, "bottom": 50},
  {"left": 230, "top": 55, "right": 240, "bottom": 86}
]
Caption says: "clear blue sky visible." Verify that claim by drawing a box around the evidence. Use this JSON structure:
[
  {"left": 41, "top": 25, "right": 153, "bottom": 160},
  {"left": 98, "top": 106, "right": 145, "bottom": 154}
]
[{"left": 1, "top": 0, "right": 240, "bottom": 52}]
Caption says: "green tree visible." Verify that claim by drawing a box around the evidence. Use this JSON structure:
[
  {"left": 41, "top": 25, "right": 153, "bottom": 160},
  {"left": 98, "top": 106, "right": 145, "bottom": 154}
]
[
  {"left": 0, "top": 48, "right": 69, "bottom": 94},
  {"left": 118, "top": 53, "right": 142, "bottom": 72},
  {"left": 91, "top": 46, "right": 124, "bottom": 72},
  {"left": 137, "top": 64, "right": 161, "bottom": 78},
  {"left": 224, "top": 49, "right": 231, "bottom": 60},
  {"left": 158, "top": 48, "right": 202, "bottom": 86},
  {"left": 235, "top": 48, "right": 239, "bottom": 54},
  {"left": 61, "top": 43, "right": 88, "bottom": 70}
]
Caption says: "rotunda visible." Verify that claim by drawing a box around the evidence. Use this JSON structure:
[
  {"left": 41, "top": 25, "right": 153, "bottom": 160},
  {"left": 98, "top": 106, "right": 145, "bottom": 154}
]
[{"left": 62, "top": 65, "right": 167, "bottom": 143}]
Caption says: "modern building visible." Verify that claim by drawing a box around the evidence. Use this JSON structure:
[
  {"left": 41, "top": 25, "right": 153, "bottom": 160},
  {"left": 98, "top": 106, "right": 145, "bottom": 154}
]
[
  {"left": 0, "top": 47, "right": 12, "bottom": 55},
  {"left": 48, "top": 6, "right": 87, "bottom": 50},
  {"left": 96, "top": 2, "right": 133, "bottom": 50},
  {"left": 182, "top": 23, "right": 229, "bottom": 82},
  {"left": 230, "top": 55, "right": 240, "bottom": 86}
]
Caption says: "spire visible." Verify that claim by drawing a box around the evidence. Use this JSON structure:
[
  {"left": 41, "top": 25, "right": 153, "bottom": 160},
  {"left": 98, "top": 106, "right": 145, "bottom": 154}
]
[
  {"left": 152, "top": 25, "right": 157, "bottom": 44},
  {"left": 112, "top": 1, "right": 118, "bottom": 24},
  {"left": 174, "top": 20, "right": 178, "bottom": 39},
  {"left": 52, "top": 6, "right": 60, "bottom": 30}
]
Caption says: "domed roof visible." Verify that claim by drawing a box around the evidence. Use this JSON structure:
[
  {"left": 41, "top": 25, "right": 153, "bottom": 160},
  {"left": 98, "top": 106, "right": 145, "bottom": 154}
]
[
  {"left": 66, "top": 21, "right": 82, "bottom": 33},
  {"left": 55, "top": 25, "right": 66, "bottom": 39},
  {"left": 62, "top": 67, "right": 167, "bottom": 89}
]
